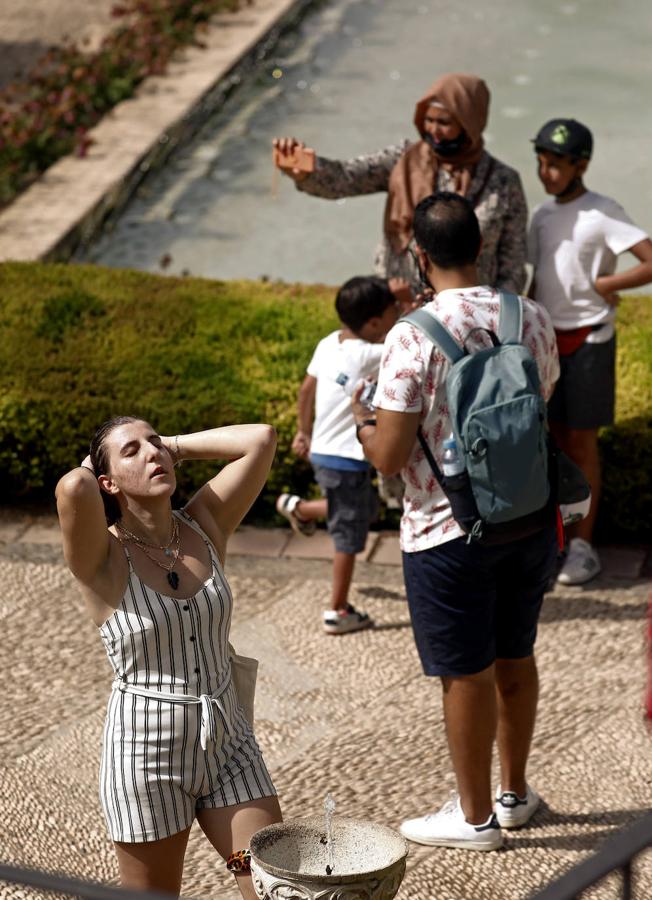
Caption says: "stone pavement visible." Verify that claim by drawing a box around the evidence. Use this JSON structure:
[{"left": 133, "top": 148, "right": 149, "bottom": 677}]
[{"left": 0, "top": 513, "right": 650, "bottom": 899}]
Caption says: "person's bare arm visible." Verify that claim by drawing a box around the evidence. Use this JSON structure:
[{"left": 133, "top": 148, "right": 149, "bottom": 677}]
[
  {"left": 594, "top": 238, "right": 652, "bottom": 306},
  {"left": 178, "top": 426, "right": 277, "bottom": 558},
  {"left": 351, "top": 386, "right": 420, "bottom": 476},
  {"left": 291, "top": 374, "right": 317, "bottom": 459},
  {"left": 56, "top": 463, "right": 111, "bottom": 587}
]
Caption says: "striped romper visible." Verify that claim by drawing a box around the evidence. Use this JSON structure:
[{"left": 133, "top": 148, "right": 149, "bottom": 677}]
[{"left": 98, "top": 509, "right": 276, "bottom": 843}]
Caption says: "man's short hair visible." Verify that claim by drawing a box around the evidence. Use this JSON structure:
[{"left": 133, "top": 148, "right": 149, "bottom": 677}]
[
  {"left": 413, "top": 192, "right": 481, "bottom": 269},
  {"left": 335, "top": 276, "right": 395, "bottom": 333}
]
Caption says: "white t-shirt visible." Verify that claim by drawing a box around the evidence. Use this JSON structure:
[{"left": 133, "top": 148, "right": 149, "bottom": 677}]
[
  {"left": 375, "top": 287, "right": 559, "bottom": 553},
  {"left": 528, "top": 190, "right": 648, "bottom": 331},
  {"left": 307, "top": 331, "right": 384, "bottom": 461}
]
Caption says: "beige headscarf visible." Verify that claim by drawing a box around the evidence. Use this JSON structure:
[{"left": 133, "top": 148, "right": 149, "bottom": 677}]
[{"left": 384, "top": 73, "right": 490, "bottom": 253}]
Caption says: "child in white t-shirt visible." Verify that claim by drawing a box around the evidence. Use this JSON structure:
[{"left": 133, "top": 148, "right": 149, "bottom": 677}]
[
  {"left": 276, "top": 276, "right": 400, "bottom": 634},
  {"left": 529, "top": 118, "right": 652, "bottom": 584}
]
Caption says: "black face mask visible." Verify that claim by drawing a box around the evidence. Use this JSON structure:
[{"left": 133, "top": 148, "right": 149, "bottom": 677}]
[{"left": 424, "top": 132, "right": 467, "bottom": 158}]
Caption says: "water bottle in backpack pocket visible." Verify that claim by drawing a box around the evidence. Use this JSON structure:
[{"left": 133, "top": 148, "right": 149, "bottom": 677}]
[{"left": 439, "top": 435, "right": 479, "bottom": 534}]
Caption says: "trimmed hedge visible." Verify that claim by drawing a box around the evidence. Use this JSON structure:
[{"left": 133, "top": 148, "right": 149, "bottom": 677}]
[
  {"left": 598, "top": 294, "right": 652, "bottom": 542},
  {"left": 0, "top": 262, "right": 337, "bottom": 521},
  {"left": 0, "top": 262, "right": 650, "bottom": 539}
]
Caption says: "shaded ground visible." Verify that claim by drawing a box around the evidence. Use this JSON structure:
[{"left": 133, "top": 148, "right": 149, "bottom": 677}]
[
  {"left": 0, "top": 519, "right": 650, "bottom": 899},
  {"left": 0, "top": 0, "right": 115, "bottom": 89}
]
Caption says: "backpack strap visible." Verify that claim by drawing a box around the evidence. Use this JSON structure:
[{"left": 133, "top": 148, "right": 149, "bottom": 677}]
[
  {"left": 403, "top": 308, "right": 465, "bottom": 364},
  {"left": 417, "top": 426, "right": 444, "bottom": 487},
  {"left": 497, "top": 291, "right": 523, "bottom": 345}
]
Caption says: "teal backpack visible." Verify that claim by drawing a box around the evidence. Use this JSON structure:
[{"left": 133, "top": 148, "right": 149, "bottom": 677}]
[{"left": 404, "top": 291, "right": 553, "bottom": 544}]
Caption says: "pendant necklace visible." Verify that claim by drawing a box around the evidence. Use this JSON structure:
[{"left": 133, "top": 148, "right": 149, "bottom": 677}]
[{"left": 116, "top": 517, "right": 182, "bottom": 590}]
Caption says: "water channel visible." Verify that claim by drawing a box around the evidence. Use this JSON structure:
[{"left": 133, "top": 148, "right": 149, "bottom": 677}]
[{"left": 80, "top": 0, "right": 652, "bottom": 285}]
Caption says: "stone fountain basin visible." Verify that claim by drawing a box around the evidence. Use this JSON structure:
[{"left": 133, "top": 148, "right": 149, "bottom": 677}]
[{"left": 250, "top": 816, "right": 408, "bottom": 888}]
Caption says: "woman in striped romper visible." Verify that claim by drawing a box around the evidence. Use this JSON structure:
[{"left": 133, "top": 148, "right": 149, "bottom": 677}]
[{"left": 56, "top": 417, "right": 281, "bottom": 898}]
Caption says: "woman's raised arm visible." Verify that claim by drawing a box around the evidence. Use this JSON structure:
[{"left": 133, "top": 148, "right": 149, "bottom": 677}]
[
  {"left": 273, "top": 137, "right": 407, "bottom": 200},
  {"left": 55, "top": 463, "right": 111, "bottom": 586},
  {"left": 167, "top": 425, "right": 277, "bottom": 555}
]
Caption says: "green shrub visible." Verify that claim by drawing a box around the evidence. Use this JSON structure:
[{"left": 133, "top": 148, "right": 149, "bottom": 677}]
[
  {"left": 0, "top": 262, "right": 650, "bottom": 539},
  {"left": 0, "top": 262, "right": 337, "bottom": 520},
  {"left": 597, "top": 295, "right": 652, "bottom": 542}
]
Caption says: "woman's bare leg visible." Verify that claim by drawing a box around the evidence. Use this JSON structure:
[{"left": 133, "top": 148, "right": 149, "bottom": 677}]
[
  {"left": 197, "top": 796, "right": 282, "bottom": 900},
  {"left": 114, "top": 826, "right": 191, "bottom": 896}
]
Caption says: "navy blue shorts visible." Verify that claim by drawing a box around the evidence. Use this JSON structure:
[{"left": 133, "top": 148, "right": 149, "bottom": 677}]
[
  {"left": 402, "top": 527, "right": 557, "bottom": 677},
  {"left": 548, "top": 335, "right": 616, "bottom": 429}
]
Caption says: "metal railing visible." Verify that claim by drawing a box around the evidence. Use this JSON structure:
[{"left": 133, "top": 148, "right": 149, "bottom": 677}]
[
  {"left": 530, "top": 811, "right": 652, "bottom": 899},
  {"left": 0, "top": 864, "right": 172, "bottom": 900}
]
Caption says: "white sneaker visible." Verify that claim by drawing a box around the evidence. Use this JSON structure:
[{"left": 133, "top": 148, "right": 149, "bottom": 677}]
[
  {"left": 556, "top": 538, "right": 601, "bottom": 585},
  {"left": 323, "top": 604, "right": 373, "bottom": 635},
  {"left": 495, "top": 785, "right": 540, "bottom": 829},
  {"left": 400, "top": 796, "right": 503, "bottom": 851},
  {"left": 276, "top": 493, "right": 316, "bottom": 537}
]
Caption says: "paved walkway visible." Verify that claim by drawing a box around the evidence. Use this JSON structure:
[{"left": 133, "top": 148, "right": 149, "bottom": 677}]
[{"left": 0, "top": 512, "right": 650, "bottom": 899}]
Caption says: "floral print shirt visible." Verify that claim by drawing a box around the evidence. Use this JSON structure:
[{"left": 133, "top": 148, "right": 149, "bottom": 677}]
[
  {"left": 297, "top": 143, "right": 528, "bottom": 294},
  {"left": 375, "top": 287, "right": 559, "bottom": 553}
]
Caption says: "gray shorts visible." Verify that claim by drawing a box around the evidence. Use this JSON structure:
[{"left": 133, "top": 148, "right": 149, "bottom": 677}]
[
  {"left": 548, "top": 335, "right": 616, "bottom": 430},
  {"left": 313, "top": 465, "right": 378, "bottom": 554}
]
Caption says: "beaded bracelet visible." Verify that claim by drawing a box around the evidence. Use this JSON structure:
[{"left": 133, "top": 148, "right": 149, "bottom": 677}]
[{"left": 226, "top": 849, "right": 251, "bottom": 872}]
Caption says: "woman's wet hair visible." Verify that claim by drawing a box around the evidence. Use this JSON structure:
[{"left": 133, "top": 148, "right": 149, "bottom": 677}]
[
  {"left": 413, "top": 191, "right": 481, "bottom": 269},
  {"left": 90, "top": 415, "right": 143, "bottom": 525},
  {"left": 335, "top": 276, "right": 396, "bottom": 334}
]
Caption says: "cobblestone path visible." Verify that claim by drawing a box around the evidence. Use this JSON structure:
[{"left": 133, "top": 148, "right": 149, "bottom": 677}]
[{"left": 0, "top": 527, "right": 650, "bottom": 899}]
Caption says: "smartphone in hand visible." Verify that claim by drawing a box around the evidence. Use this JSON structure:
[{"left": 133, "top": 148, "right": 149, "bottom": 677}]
[{"left": 272, "top": 145, "right": 316, "bottom": 173}]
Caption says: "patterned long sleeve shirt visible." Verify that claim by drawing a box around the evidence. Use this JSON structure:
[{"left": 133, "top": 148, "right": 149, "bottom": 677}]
[{"left": 296, "top": 142, "right": 528, "bottom": 294}]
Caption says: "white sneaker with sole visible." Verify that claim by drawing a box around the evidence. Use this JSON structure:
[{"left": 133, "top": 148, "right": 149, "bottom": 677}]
[
  {"left": 495, "top": 785, "right": 540, "bottom": 829},
  {"left": 557, "top": 537, "right": 601, "bottom": 585},
  {"left": 275, "top": 493, "right": 316, "bottom": 536},
  {"left": 400, "top": 796, "right": 503, "bottom": 851},
  {"left": 323, "top": 604, "right": 373, "bottom": 635}
]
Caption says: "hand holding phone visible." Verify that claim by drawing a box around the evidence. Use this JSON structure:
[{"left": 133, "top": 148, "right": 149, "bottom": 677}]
[{"left": 272, "top": 137, "right": 316, "bottom": 179}]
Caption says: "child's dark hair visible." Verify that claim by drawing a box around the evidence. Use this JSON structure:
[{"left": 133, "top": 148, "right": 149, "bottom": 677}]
[
  {"left": 89, "top": 415, "right": 142, "bottom": 525},
  {"left": 413, "top": 191, "right": 481, "bottom": 269},
  {"left": 335, "top": 276, "right": 395, "bottom": 334}
]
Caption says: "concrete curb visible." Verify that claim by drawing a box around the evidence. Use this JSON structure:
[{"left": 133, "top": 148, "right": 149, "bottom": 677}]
[{"left": 0, "top": 0, "right": 314, "bottom": 263}]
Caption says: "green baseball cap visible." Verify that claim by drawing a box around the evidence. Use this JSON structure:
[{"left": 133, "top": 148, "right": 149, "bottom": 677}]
[{"left": 532, "top": 118, "right": 593, "bottom": 160}]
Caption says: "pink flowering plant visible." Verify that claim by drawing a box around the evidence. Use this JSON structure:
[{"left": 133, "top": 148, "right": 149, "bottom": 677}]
[{"left": 0, "top": 0, "right": 245, "bottom": 207}]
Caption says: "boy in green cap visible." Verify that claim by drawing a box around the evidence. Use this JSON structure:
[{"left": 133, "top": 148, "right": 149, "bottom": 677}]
[{"left": 529, "top": 118, "right": 652, "bottom": 584}]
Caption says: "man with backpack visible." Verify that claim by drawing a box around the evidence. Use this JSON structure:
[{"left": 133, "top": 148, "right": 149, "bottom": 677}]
[{"left": 353, "top": 192, "right": 560, "bottom": 851}]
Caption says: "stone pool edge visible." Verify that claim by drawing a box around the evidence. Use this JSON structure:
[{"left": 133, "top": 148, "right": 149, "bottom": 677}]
[{"left": 0, "top": 0, "right": 312, "bottom": 264}]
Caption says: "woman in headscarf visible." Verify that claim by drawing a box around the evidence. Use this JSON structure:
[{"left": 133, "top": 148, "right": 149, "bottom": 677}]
[{"left": 273, "top": 73, "right": 527, "bottom": 295}]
